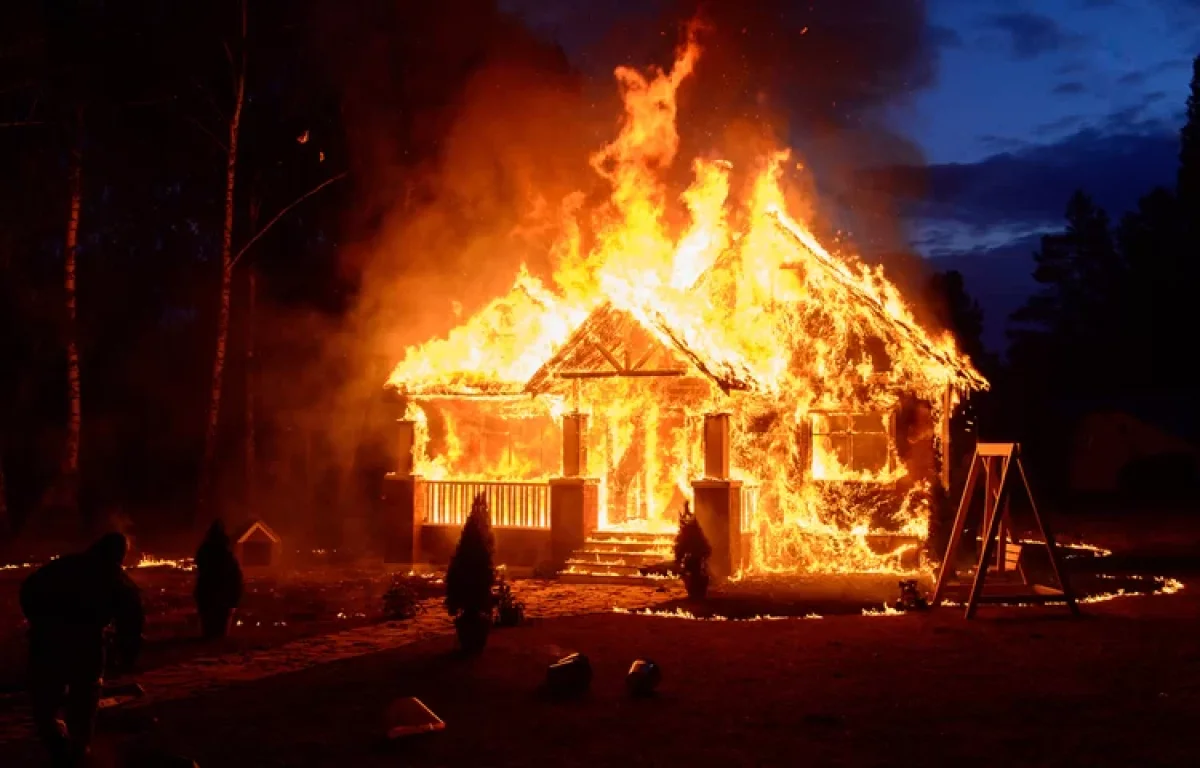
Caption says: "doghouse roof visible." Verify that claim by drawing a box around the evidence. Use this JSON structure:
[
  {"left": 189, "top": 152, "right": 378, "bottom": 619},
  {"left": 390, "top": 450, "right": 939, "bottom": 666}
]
[{"left": 233, "top": 519, "right": 281, "bottom": 544}]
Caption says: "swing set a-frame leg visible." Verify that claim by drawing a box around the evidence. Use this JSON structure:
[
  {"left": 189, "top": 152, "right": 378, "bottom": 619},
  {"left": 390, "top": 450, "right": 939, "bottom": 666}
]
[
  {"left": 931, "top": 451, "right": 981, "bottom": 607},
  {"left": 1018, "top": 458, "right": 1079, "bottom": 615},
  {"left": 964, "top": 456, "right": 1012, "bottom": 619},
  {"left": 932, "top": 442, "right": 1080, "bottom": 618}
]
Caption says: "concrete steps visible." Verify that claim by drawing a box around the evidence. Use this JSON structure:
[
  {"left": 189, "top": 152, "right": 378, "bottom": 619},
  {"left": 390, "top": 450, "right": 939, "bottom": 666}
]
[{"left": 560, "top": 530, "right": 676, "bottom": 584}]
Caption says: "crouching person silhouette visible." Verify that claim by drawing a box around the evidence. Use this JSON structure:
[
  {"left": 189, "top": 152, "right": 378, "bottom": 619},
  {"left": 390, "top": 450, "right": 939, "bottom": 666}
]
[
  {"left": 20, "top": 532, "right": 145, "bottom": 766},
  {"left": 194, "top": 520, "right": 243, "bottom": 639}
]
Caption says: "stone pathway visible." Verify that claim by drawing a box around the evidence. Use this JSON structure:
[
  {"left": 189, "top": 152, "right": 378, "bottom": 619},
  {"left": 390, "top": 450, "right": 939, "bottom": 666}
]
[{"left": 0, "top": 582, "right": 680, "bottom": 742}]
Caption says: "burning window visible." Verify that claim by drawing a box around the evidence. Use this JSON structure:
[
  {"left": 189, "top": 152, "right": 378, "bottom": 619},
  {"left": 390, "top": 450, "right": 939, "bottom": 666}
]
[{"left": 809, "top": 412, "right": 891, "bottom": 480}]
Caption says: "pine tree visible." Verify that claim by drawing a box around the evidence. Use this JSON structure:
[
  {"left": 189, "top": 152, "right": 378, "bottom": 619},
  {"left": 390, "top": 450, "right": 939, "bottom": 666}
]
[
  {"left": 1177, "top": 56, "right": 1200, "bottom": 212},
  {"left": 1009, "top": 190, "right": 1125, "bottom": 394},
  {"left": 445, "top": 493, "right": 496, "bottom": 618},
  {"left": 925, "top": 270, "right": 991, "bottom": 375}
]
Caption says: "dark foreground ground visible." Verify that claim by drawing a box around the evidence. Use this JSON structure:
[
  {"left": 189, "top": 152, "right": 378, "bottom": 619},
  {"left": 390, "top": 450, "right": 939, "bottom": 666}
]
[
  {"left": 159, "top": 597, "right": 1200, "bottom": 768},
  {"left": 0, "top": 508, "right": 1197, "bottom": 767},
  {"left": 7, "top": 588, "right": 1194, "bottom": 768}
]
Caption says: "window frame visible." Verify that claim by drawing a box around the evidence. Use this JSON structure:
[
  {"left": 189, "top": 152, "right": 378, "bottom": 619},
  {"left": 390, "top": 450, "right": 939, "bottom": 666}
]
[{"left": 808, "top": 410, "right": 895, "bottom": 480}]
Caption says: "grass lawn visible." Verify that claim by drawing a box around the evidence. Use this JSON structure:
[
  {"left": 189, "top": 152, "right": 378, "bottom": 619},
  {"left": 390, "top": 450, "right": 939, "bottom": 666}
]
[{"left": 2, "top": 585, "right": 1192, "bottom": 767}]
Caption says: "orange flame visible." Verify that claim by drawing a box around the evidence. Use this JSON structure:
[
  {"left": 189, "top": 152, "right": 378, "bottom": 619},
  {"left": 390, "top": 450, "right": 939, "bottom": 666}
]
[{"left": 386, "top": 25, "right": 987, "bottom": 574}]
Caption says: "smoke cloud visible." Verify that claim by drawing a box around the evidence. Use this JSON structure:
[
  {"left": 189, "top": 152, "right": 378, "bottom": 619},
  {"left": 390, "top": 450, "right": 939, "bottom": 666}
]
[{"left": 315, "top": 0, "right": 948, "bottom": 411}]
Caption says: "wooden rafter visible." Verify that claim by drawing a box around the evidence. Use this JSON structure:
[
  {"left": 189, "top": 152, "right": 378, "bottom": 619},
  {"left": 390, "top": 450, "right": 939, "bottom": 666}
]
[
  {"left": 630, "top": 342, "right": 659, "bottom": 371},
  {"left": 558, "top": 369, "right": 687, "bottom": 379},
  {"left": 586, "top": 332, "right": 625, "bottom": 373},
  {"left": 523, "top": 302, "right": 758, "bottom": 394}
]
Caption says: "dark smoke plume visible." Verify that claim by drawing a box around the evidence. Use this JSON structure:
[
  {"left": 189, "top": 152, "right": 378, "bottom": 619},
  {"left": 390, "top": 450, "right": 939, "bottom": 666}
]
[
  {"left": 310, "top": 0, "right": 598, "bottom": 360},
  {"left": 516, "top": 0, "right": 943, "bottom": 251},
  {"left": 316, "top": 0, "right": 949, "bottom": 412}
]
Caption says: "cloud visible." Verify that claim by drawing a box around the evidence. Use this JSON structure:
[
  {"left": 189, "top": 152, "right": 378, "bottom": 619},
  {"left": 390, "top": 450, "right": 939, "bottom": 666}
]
[
  {"left": 926, "top": 24, "right": 964, "bottom": 49},
  {"left": 1034, "top": 113, "right": 1086, "bottom": 136},
  {"left": 1053, "top": 80, "right": 1087, "bottom": 95},
  {"left": 1116, "top": 58, "right": 1192, "bottom": 90},
  {"left": 863, "top": 109, "right": 1182, "bottom": 255},
  {"left": 989, "top": 12, "right": 1081, "bottom": 60},
  {"left": 1056, "top": 59, "right": 1089, "bottom": 75},
  {"left": 1118, "top": 71, "right": 1147, "bottom": 87},
  {"left": 977, "top": 134, "right": 1030, "bottom": 153}
]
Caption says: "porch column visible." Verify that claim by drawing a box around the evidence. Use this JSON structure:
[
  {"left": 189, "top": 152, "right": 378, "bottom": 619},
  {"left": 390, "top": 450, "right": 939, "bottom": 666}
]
[
  {"left": 562, "top": 412, "right": 589, "bottom": 477},
  {"left": 382, "top": 419, "right": 423, "bottom": 565},
  {"left": 695, "top": 412, "right": 741, "bottom": 579},
  {"left": 549, "top": 477, "right": 599, "bottom": 568},
  {"left": 703, "top": 412, "right": 731, "bottom": 479},
  {"left": 692, "top": 479, "right": 743, "bottom": 580},
  {"left": 396, "top": 418, "right": 417, "bottom": 476}
]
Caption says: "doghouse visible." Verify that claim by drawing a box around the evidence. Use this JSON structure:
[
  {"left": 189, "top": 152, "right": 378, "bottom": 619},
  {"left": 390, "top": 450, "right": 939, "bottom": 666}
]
[{"left": 232, "top": 519, "right": 282, "bottom": 570}]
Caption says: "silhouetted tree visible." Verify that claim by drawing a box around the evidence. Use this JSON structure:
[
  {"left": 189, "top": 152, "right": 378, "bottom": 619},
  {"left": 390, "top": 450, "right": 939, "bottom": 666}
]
[
  {"left": 1114, "top": 186, "right": 1182, "bottom": 390},
  {"left": 445, "top": 494, "right": 495, "bottom": 652},
  {"left": 1178, "top": 55, "right": 1200, "bottom": 216},
  {"left": 1009, "top": 191, "right": 1128, "bottom": 395},
  {"left": 925, "top": 269, "right": 992, "bottom": 377},
  {"left": 199, "top": 0, "right": 248, "bottom": 520},
  {"left": 1002, "top": 192, "right": 1130, "bottom": 488}
]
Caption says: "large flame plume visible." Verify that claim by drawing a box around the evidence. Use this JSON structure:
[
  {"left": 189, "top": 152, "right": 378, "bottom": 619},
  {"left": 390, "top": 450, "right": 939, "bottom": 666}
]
[{"left": 386, "top": 24, "right": 987, "bottom": 575}]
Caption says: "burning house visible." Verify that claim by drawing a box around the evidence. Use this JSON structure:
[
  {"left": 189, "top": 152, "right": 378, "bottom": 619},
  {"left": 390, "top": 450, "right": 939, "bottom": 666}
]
[{"left": 379, "top": 28, "right": 987, "bottom": 579}]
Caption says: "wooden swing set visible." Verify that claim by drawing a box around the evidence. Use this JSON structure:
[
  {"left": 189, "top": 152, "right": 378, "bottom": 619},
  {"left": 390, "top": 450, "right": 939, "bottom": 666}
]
[{"left": 931, "top": 442, "right": 1079, "bottom": 618}]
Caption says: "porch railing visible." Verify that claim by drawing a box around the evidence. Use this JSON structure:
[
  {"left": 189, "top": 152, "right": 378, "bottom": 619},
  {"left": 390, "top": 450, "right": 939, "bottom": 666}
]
[
  {"left": 423, "top": 480, "right": 551, "bottom": 529},
  {"left": 740, "top": 484, "right": 760, "bottom": 533}
]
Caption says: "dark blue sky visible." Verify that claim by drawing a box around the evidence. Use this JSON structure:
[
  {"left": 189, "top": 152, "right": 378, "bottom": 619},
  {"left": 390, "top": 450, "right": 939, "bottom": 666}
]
[
  {"left": 896, "top": 0, "right": 1195, "bottom": 260},
  {"left": 892, "top": 0, "right": 1196, "bottom": 349},
  {"left": 500, "top": 0, "right": 1198, "bottom": 349}
]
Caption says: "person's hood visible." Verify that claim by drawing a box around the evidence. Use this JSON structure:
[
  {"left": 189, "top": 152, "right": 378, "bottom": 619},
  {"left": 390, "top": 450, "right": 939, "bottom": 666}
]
[
  {"left": 204, "top": 520, "right": 231, "bottom": 548},
  {"left": 88, "top": 532, "right": 129, "bottom": 568}
]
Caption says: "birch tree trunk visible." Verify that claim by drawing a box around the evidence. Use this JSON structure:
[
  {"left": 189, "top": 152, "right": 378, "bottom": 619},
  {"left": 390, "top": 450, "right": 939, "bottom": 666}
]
[
  {"left": 245, "top": 262, "right": 257, "bottom": 510},
  {"left": 63, "top": 105, "right": 83, "bottom": 512},
  {"left": 200, "top": 0, "right": 246, "bottom": 516}
]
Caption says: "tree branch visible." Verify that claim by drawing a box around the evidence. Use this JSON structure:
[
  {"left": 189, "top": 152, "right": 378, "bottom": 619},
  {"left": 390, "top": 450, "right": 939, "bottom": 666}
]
[
  {"left": 231, "top": 172, "right": 348, "bottom": 268},
  {"left": 222, "top": 40, "right": 235, "bottom": 86},
  {"left": 183, "top": 112, "right": 228, "bottom": 153},
  {"left": 192, "top": 79, "right": 227, "bottom": 123}
]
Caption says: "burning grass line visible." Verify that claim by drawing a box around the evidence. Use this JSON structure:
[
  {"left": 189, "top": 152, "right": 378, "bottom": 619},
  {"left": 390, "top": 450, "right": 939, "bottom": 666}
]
[
  {"left": 938, "top": 574, "right": 1183, "bottom": 608},
  {"left": 134, "top": 555, "right": 195, "bottom": 571},
  {"left": 862, "top": 604, "right": 905, "bottom": 617},
  {"left": 612, "top": 606, "right": 822, "bottom": 621},
  {"left": 1017, "top": 538, "right": 1113, "bottom": 558}
]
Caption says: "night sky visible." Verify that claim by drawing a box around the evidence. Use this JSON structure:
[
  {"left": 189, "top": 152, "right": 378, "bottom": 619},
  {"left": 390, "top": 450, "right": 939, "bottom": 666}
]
[
  {"left": 901, "top": 0, "right": 1193, "bottom": 255},
  {"left": 501, "top": 0, "right": 1197, "bottom": 350},
  {"left": 899, "top": 0, "right": 1195, "bottom": 349}
]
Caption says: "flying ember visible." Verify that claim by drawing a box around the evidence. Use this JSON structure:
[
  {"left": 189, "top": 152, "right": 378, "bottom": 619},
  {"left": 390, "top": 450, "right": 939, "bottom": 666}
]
[{"left": 384, "top": 24, "right": 987, "bottom": 576}]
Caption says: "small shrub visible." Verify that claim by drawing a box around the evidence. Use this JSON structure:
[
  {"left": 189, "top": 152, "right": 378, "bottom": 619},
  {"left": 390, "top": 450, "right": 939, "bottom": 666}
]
[
  {"left": 382, "top": 576, "right": 423, "bottom": 621},
  {"left": 493, "top": 576, "right": 526, "bottom": 627},
  {"left": 674, "top": 501, "right": 712, "bottom": 599}
]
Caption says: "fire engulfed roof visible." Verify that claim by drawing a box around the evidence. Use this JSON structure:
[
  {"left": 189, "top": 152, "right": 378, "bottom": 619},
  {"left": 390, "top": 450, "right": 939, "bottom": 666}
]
[
  {"left": 523, "top": 302, "right": 760, "bottom": 395},
  {"left": 386, "top": 213, "right": 985, "bottom": 400}
]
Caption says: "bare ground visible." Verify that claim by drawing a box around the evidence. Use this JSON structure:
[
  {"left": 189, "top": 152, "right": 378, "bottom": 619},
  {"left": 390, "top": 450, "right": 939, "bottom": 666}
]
[
  {"left": 3, "top": 586, "right": 1195, "bottom": 767},
  {"left": 0, "top": 510, "right": 1196, "bottom": 766}
]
